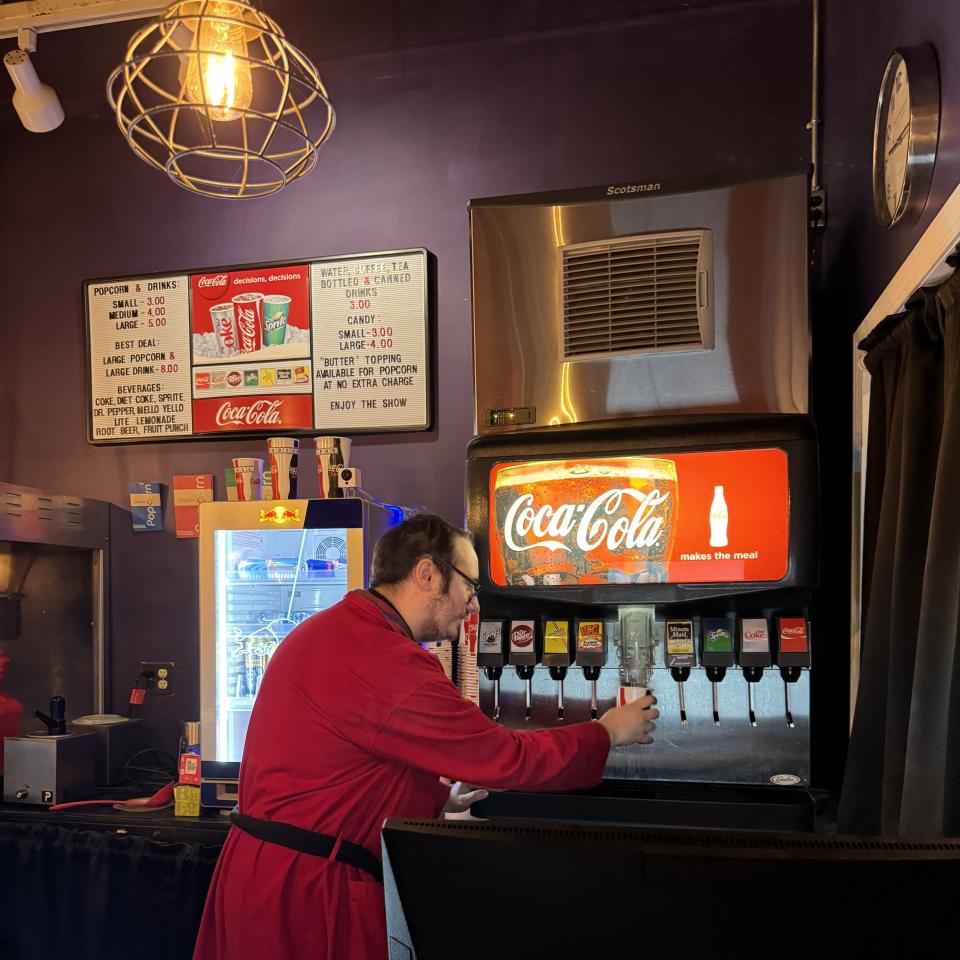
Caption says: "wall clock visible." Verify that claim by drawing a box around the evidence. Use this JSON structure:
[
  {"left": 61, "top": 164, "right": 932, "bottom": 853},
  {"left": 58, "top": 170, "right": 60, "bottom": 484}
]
[{"left": 872, "top": 43, "right": 940, "bottom": 228}]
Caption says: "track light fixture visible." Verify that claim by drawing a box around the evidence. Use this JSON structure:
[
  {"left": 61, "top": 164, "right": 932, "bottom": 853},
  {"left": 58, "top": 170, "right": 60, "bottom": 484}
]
[{"left": 3, "top": 28, "right": 64, "bottom": 133}]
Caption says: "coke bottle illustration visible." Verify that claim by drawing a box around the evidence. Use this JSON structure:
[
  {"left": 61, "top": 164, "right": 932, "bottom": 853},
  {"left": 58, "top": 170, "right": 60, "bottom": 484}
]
[{"left": 709, "top": 485, "right": 728, "bottom": 547}]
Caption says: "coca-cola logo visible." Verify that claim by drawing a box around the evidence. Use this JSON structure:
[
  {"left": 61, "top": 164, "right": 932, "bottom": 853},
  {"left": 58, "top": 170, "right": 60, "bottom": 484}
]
[
  {"left": 511, "top": 626, "right": 534, "bottom": 648},
  {"left": 197, "top": 274, "right": 230, "bottom": 300},
  {"left": 226, "top": 371, "right": 242, "bottom": 387},
  {"left": 503, "top": 488, "right": 669, "bottom": 555},
  {"left": 236, "top": 306, "right": 260, "bottom": 352},
  {"left": 744, "top": 630, "right": 768, "bottom": 641},
  {"left": 780, "top": 625, "right": 806, "bottom": 637},
  {"left": 215, "top": 398, "right": 283, "bottom": 427}
]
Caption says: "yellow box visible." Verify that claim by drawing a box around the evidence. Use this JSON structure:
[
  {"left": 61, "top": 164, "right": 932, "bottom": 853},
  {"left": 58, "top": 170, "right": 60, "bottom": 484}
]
[{"left": 174, "top": 784, "right": 201, "bottom": 817}]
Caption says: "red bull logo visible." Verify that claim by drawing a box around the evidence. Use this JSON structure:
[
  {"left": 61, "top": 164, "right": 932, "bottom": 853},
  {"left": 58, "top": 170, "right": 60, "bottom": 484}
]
[{"left": 259, "top": 506, "right": 301, "bottom": 525}]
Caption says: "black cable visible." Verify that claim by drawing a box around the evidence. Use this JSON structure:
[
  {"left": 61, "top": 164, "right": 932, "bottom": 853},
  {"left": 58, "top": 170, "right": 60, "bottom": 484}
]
[{"left": 110, "top": 747, "right": 178, "bottom": 796}]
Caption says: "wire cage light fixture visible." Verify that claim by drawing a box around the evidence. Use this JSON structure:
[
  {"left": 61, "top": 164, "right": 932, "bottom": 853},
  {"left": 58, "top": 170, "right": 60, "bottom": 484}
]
[{"left": 107, "top": 1, "right": 335, "bottom": 199}]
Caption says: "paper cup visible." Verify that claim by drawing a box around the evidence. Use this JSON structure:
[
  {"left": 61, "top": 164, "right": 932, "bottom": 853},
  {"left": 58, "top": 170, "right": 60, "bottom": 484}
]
[
  {"left": 314, "top": 436, "right": 351, "bottom": 498},
  {"left": 232, "top": 458, "right": 264, "bottom": 501},
  {"left": 267, "top": 437, "right": 299, "bottom": 499}
]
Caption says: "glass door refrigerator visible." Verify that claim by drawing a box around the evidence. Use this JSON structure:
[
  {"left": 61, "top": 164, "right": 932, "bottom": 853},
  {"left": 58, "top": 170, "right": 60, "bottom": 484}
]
[{"left": 198, "top": 497, "right": 401, "bottom": 807}]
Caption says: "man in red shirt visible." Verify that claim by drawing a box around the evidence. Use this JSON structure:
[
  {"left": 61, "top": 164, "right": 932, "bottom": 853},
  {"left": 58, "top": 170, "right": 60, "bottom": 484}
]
[{"left": 194, "top": 514, "right": 658, "bottom": 959}]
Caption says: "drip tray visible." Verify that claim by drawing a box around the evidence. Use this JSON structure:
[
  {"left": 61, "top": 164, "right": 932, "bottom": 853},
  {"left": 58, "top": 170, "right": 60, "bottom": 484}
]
[{"left": 471, "top": 780, "right": 820, "bottom": 832}]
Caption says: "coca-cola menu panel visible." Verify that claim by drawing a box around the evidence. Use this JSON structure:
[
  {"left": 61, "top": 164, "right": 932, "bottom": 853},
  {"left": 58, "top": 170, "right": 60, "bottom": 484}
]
[
  {"left": 489, "top": 449, "right": 789, "bottom": 586},
  {"left": 85, "top": 250, "right": 429, "bottom": 443}
]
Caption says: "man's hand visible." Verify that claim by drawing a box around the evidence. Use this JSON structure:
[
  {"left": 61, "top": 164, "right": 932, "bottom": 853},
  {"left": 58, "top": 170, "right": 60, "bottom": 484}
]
[
  {"left": 443, "top": 781, "right": 490, "bottom": 819},
  {"left": 599, "top": 694, "right": 659, "bottom": 746}
]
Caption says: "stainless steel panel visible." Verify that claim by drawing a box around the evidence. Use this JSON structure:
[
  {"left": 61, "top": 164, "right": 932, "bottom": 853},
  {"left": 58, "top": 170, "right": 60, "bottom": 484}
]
[
  {"left": 0, "top": 482, "right": 110, "bottom": 727},
  {"left": 471, "top": 174, "right": 810, "bottom": 434},
  {"left": 0, "top": 481, "right": 109, "bottom": 549},
  {"left": 480, "top": 665, "right": 810, "bottom": 786}
]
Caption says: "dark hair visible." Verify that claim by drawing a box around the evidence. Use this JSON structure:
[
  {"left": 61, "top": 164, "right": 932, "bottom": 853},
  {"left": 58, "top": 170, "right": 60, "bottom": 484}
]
[{"left": 369, "top": 513, "right": 472, "bottom": 591}]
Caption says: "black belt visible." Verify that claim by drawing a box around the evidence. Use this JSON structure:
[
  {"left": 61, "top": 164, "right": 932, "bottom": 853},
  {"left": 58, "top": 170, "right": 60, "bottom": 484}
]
[{"left": 230, "top": 809, "right": 383, "bottom": 883}]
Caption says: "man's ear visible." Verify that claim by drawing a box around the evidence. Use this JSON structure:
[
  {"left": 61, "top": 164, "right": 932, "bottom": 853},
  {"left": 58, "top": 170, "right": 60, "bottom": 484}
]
[{"left": 410, "top": 555, "right": 437, "bottom": 593}]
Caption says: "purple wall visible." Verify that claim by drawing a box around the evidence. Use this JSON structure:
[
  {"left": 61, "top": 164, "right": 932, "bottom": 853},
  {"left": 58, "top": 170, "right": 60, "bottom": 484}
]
[{"left": 0, "top": 0, "right": 811, "bottom": 750}]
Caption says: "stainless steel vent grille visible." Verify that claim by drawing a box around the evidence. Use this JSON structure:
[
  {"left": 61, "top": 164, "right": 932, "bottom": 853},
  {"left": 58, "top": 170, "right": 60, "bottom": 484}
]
[{"left": 562, "top": 230, "right": 712, "bottom": 359}]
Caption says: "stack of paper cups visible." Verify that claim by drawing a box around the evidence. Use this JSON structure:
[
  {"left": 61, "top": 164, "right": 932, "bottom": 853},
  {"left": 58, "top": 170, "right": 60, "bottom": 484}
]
[
  {"left": 314, "top": 436, "right": 351, "bottom": 498},
  {"left": 267, "top": 438, "right": 299, "bottom": 500},
  {"left": 457, "top": 612, "right": 480, "bottom": 705},
  {"left": 232, "top": 458, "right": 263, "bottom": 501},
  {"left": 422, "top": 640, "right": 454, "bottom": 681}
]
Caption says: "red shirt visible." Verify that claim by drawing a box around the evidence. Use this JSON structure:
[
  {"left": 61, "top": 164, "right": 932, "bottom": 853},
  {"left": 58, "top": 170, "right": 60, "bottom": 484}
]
[{"left": 194, "top": 590, "right": 610, "bottom": 959}]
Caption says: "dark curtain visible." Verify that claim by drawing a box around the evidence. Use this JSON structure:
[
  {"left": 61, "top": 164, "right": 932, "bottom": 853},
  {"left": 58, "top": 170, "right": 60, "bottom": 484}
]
[
  {"left": 839, "top": 271, "right": 960, "bottom": 836},
  {"left": 0, "top": 821, "right": 221, "bottom": 960}
]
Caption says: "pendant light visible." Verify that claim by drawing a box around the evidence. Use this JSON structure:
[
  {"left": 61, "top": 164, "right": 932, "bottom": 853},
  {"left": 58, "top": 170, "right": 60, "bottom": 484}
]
[{"left": 107, "top": 1, "right": 335, "bottom": 199}]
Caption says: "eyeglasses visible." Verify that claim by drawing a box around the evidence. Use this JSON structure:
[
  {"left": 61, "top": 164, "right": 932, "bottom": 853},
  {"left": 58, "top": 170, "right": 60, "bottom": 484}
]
[{"left": 433, "top": 555, "right": 481, "bottom": 598}]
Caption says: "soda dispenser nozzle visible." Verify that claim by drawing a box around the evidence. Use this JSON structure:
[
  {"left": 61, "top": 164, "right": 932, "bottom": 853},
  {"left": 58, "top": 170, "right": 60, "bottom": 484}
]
[
  {"left": 701, "top": 618, "right": 735, "bottom": 725},
  {"left": 484, "top": 666, "right": 504, "bottom": 721},
  {"left": 617, "top": 606, "right": 656, "bottom": 716},
  {"left": 542, "top": 619, "right": 572, "bottom": 720},
  {"left": 775, "top": 617, "right": 811, "bottom": 729},
  {"left": 477, "top": 620, "right": 507, "bottom": 723},
  {"left": 738, "top": 618, "right": 772, "bottom": 727},
  {"left": 508, "top": 621, "right": 538, "bottom": 721},
  {"left": 664, "top": 619, "right": 696, "bottom": 725},
  {"left": 575, "top": 619, "right": 608, "bottom": 720}
]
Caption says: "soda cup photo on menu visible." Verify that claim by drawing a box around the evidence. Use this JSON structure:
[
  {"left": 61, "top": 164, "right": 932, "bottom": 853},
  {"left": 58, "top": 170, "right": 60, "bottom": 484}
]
[
  {"left": 262, "top": 295, "right": 291, "bottom": 346},
  {"left": 314, "top": 436, "right": 351, "bottom": 498},
  {"left": 210, "top": 302, "right": 238, "bottom": 356},
  {"left": 232, "top": 458, "right": 264, "bottom": 501},
  {"left": 267, "top": 438, "right": 299, "bottom": 499},
  {"left": 232, "top": 292, "right": 265, "bottom": 353}
]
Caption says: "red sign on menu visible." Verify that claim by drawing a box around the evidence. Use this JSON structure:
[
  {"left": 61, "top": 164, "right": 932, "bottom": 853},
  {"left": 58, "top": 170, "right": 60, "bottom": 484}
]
[
  {"left": 488, "top": 449, "right": 790, "bottom": 586},
  {"left": 192, "top": 395, "right": 314, "bottom": 432},
  {"left": 191, "top": 265, "right": 310, "bottom": 349}
]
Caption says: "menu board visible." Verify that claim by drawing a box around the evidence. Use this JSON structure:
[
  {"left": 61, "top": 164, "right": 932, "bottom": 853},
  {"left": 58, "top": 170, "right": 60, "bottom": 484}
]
[{"left": 84, "top": 249, "right": 430, "bottom": 443}]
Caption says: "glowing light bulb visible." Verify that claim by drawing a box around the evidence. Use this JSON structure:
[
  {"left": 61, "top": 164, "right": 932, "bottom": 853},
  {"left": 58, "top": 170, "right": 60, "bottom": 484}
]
[{"left": 184, "top": 2, "right": 253, "bottom": 122}]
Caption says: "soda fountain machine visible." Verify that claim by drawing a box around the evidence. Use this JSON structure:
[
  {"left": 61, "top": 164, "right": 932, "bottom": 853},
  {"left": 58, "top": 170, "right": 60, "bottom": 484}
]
[
  {"left": 464, "top": 171, "right": 819, "bottom": 829},
  {"left": 465, "top": 414, "right": 818, "bottom": 829}
]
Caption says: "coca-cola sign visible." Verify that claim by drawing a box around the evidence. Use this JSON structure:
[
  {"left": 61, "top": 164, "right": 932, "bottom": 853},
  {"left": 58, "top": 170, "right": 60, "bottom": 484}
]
[
  {"left": 488, "top": 451, "right": 791, "bottom": 587},
  {"left": 192, "top": 394, "right": 314, "bottom": 433},
  {"left": 504, "top": 488, "right": 669, "bottom": 555},
  {"left": 216, "top": 399, "right": 282, "bottom": 427},
  {"left": 196, "top": 273, "right": 230, "bottom": 299}
]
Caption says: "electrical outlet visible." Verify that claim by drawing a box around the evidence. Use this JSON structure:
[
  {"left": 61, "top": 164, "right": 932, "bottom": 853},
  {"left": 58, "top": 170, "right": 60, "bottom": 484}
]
[{"left": 141, "top": 660, "right": 175, "bottom": 696}]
